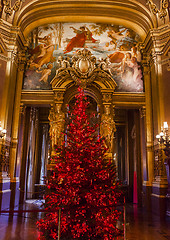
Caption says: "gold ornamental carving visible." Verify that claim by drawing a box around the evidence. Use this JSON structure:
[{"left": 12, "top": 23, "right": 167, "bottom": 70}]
[
  {"left": 19, "top": 103, "right": 26, "bottom": 115},
  {"left": 11, "top": 49, "right": 27, "bottom": 70},
  {"left": 102, "top": 93, "right": 113, "bottom": 103},
  {"left": 2, "top": 0, "right": 23, "bottom": 16},
  {"left": 51, "top": 49, "right": 117, "bottom": 90},
  {"left": 48, "top": 104, "right": 65, "bottom": 150},
  {"left": 54, "top": 91, "right": 65, "bottom": 103},
  {"left": 100, "top": 105, "right": 116, "bottom": 154},
  {"left": 140, "top": 106, "right": 146, "bottom": 118},
  {"left": 147, "top": 0, "right": 169, "bottom": 20}
]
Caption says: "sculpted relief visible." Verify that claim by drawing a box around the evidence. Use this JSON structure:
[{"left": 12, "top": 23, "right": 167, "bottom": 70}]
[
  {"left": 23, "top": 22, "right": 143, "bottom": 92},
  {"left": 48, "top": 104, "right": 65, "bottom": 149},
  {"left": 100, "top": 105, "right": 116, "bottom": 153}
]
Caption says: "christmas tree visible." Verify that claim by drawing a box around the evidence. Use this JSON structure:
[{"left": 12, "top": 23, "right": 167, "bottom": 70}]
[{"left": 37, "top": 87, "right": 123, "bottom": 240}]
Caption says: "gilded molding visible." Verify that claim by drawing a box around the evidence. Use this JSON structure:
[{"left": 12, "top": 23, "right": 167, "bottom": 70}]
[
  {"left": 15, "top": 0, "right": 154, "bottom": 38},
  {"left": 0, "top": 53, "right": 10, "bottom": 61},
  {"left": 21, "top": 90, "right": 145, "bottom": 108},
  {"left": 2, "top": 0, "right": 23, "bottom": 16},
  {"left": 147, "top": 0, "right": 169, "bottom": 20}
]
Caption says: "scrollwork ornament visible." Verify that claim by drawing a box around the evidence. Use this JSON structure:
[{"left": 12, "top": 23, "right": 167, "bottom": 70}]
[
  {"left": 147, "top": 0, "right": 168, "bottom": 20},
  {"left": 161, "top": 0, "right": 169, "bottom": 9},
  {"left": 147, "top": 0, "right": 158, "bottom": 14},
  {"left": 159, "top": 9, "right": 167, "bottom": 19},
  {"left": 3, "top": 0, "right": 23, "bottom": 16}
]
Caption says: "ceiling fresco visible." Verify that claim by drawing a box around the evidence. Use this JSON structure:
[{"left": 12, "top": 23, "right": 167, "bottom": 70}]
[{"left": 23, "top": 23, "right": 144, "bottom": 92}]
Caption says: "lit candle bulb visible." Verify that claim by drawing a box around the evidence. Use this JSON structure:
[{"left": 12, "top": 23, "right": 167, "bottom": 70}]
[
  {"left": 2, "top": 129, "right": 6, "bottom": 134},
  {"left": 163, "top": 122, "right": 168, "bottom": 129},
  {"left": 160, "top": 132, "right": 164, "bottom": 137}
]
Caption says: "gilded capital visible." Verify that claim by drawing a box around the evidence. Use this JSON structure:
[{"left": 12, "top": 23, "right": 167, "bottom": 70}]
[
  {"left": 54, "top": 91, "right": 65, "bottom": 103},
  {"left": 19, "top": 103, "right": 26, "bottom": 115},
  {"left": 140, "top": 106, "right": 146, "bottom": 118}
]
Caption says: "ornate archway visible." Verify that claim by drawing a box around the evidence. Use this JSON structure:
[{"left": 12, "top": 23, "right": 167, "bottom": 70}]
[{"left": 49, "top": 48, "right": 117, "bottom": 158}]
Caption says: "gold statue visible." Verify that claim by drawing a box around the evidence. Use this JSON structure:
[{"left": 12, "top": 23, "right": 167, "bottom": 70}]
[
  {"left": 49, "top": 104, "right": 65, "bottom": 149},
  {"left": 100, "top": 105, "right": 116, "bottom": 152}
]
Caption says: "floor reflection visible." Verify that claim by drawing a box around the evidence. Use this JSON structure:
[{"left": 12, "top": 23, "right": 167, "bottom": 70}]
[{"left": 0, "top": 202, "right": 170, "bottom": 240}]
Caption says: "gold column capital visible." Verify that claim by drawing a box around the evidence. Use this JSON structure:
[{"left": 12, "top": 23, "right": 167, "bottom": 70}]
[
  {"left": 54, "top": 89, "right": 66, "bottom": 104},
  {"left": 101, "top": 90, "right": 114, "bottom": 105},
  {"left": 19, "top": 103, "right": 26, "bottom": 115},
  {"left": 140, "top": 106, "right": 146, "bottom": 118}
]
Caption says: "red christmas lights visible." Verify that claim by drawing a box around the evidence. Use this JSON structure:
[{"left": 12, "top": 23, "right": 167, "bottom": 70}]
[{"left": 37, "top": 87, "right": 123, "bottom": 239}]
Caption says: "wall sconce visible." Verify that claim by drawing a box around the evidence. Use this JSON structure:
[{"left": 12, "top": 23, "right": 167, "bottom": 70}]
[
  {"left": 156, "top": 122, "right": 170, "bottom": 216},
  {"left": 156, "top": 122, "right": 170, "bottom": 146},
  {"left": 0, "top": 121, "right": 6, "bottom": 139}
]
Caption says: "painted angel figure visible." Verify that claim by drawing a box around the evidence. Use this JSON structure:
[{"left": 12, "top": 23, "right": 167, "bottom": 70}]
[{"left": 37, "top": 64, "right": 53, "bottom": 84}]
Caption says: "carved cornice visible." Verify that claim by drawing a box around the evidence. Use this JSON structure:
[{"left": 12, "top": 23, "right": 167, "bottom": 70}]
[
  {"left": 21, "top": 90, "right": 54, "bottom": 105},
  {"left": 21, "top": 90, "right": 145, "bottom": 108},
  {"left": 141, "top": 23, "right": 170, "bottom": 61},
  {"left": 0, "top": 19, "right": 27, "bottom": 55}
]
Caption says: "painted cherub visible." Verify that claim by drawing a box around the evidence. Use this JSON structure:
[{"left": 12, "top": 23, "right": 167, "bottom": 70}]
[{"left": 37, "top": 64, "right": 53, "bottom": 83}]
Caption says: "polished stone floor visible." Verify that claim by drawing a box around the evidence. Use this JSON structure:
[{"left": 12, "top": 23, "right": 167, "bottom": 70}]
[{"left": 0, "top": 201, "right": 170, "bottom": 240}]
